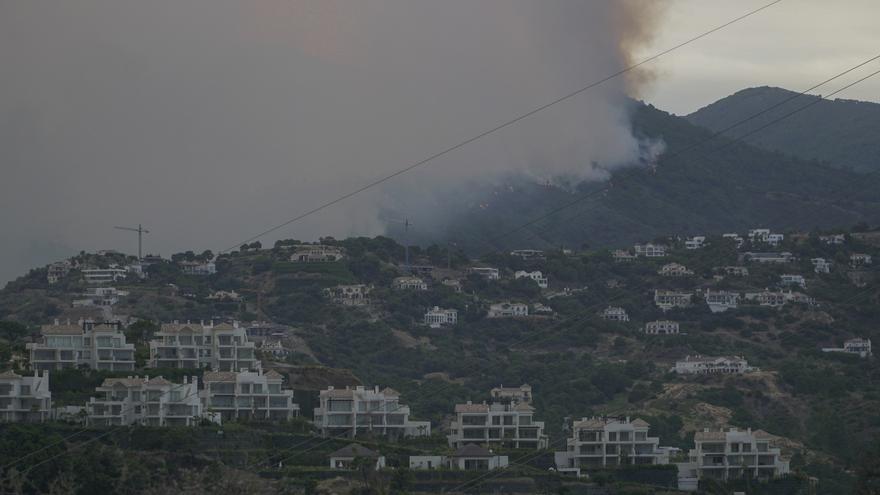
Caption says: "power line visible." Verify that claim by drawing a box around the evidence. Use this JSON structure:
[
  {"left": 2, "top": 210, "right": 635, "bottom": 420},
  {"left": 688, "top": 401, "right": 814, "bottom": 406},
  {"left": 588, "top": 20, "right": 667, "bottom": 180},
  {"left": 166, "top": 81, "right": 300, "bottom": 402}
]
[{"left": 219, "top": 0, "right": 785, "bottom": 253}]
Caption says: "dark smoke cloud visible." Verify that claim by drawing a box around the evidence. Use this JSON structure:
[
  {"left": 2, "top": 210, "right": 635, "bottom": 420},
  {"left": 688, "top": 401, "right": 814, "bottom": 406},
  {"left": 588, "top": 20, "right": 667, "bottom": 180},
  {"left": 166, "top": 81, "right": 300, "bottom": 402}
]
[{"left": 0, "top": 0, "right": 667, "bottom": 285}]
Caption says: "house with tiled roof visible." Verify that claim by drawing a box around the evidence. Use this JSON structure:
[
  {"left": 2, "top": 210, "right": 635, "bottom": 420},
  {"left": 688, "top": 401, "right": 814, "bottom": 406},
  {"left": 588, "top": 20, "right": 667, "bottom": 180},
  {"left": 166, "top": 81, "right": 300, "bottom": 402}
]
[
  {"left": 676, "top": 427, "right": 790, "bottom": 487},
  {"left": 201, "top": 369, "right": 298, "bottom": 422},
  {"left": 0, "top": 370, "right": 52, "bottom": 423},
  {"left": 313, "top": 385, "right": 429, "bottom": 439},
  {"left": 149, "top": 320, "right": 259, "bottom": 372},
  {"left": 28, "top": 320, "right": 135, "bottom": 372},
  {"left": 447, "top": 385, "right": 547, "bottom": 450},
  {"left": 87, "top": 375, "right": 202, "bottom": 427}
]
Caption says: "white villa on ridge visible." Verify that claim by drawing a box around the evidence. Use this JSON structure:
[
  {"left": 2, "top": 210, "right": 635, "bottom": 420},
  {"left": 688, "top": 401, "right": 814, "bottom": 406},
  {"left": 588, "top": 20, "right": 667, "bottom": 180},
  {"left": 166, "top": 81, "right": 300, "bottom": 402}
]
[
  {"left": 288, "top": 244, "right": 345, "bottom": 263},
  {"left": 393, "top": 276, "right": 428, "bottom": 291},
  {"left": 673, "top": 356, "right": 752, "bottom": 375},
  {"left": 490, "top": 384, "right": 533, "bottom": 404},
  {"left": 81, "top": 267, "right": 128, "bottom": 285},
  {"left": 634, "top": 243, "right": 667, "bottom": 258},
  {"left": 685, "top": 236, "right": 707, "bottom": 250},
  {"left": 149, "top": 321, "right": 259, "bottom": 371},
  {"left": 488, "top": 302, "right": 529, "bottom": 318},
  {"left": 469, "top": 267, "right": 500, "bottom": 281},
  {"left": 88, "top": 375, "right": 204, "bottom": 427},
  {"left": 748, "top": 229, "right": 784, "bottom": 246},
  {"left": 654, "top": 290, "right": 693, "bottom": 311},
  {"left": 424, "top": 307, "right": 458, "bottom": 328},
  {"left": 659, "top": 263, "right": 693, "bottom": 277},
  {"left": 313, "top": 386, "right": 430, "bottom": 439},
  {"left": 645, "top": 320, "right": 680, "bottom": 335},
  {"left": 28, "top": 320, "right": 135, "bottom": 372},
  {"left": 0, "top": 370, "right": 52, "bottom": 423},
  {"left": 676, "top": 427, "right": 790, "bottom": 487},
  {"left": 201, "top": 370, "right": 299, "bottom": 422},
  {"left": 600, "top": 306, "right": 629, "bottom": 322},
  {"left": 705, "top": 290, "right": 740, "bottom": 313},
  {"left": 822, "top": 338, "right": 872, "bottom": 358},
  {"left": 555, "top": 417, "right": 673, "bottom": 477},
  {"left": 179, "top": 260, "right": 216, "bottom": 276},
  {"left": 514, "top": 270, "right": 548, "bottom": 289},
  {"left": 323, "top": 284, "right": 372, "bottom": 306}
]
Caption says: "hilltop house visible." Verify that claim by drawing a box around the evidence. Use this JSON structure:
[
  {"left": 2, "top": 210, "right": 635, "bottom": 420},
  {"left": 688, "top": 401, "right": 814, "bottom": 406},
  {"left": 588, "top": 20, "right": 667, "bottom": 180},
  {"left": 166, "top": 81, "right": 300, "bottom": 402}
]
[
  {"left": 748, "top": 229, "right": 784, "bottom": 246},
  {"left": 705, "top": 290, "right": 740, "bottom": 313},
  {"left": 487, "top": 302, "right": 529, "bottom": 318},
  {"left": 645, "top": 320, "right": 680, "bottom": 335},
  {"left": 674, "top": 356, "right": 752, "bottom": 375},
  {"left": 149, "top": 321, "right": 259, "bottom": 371},
  {"left": 87, "top": 375, "right": 203, "bottom": 427},
  {"left": 634, "top": 243, "right": 667, "bottom": 258},
  {"left": 685, "top": 236, "right": 707, "bottom": 250},
  {"left": 554, "top": 417, "right": 672, "bottom": 476},
  {"left": 289, "top": 244, "right": 345, "bottom": 263},
  {"left": 201, "top": 370, "right": 298, "bottom": 422},
  {"left": 28, "top": 320, "right": 135, "bottom": 372},
  {"left": 329, "top": 444, "right": 386, "bottom": 470},
  {"left": 313, "top": 386, "right": 430, "bottom": 439},
  {"left": 612, "top": 250, "right": 637, "bottom": 263},
  {"left": 600, "top": 306, "right": 629, "bottom": 322},
  {"left": 822, "top": 338, "right": 872, "bottom": 358},
  {"left": 514, "top": 270, "right": 548, "bottom": 289},
  {"left": 490, "top": 384, "right": 533, "bottom": 404},
  {"left": 469, "top": 267, "right": 500, "bottom": 280},
  {"left": 654, "top": 290, "right": 693, "bottom": 311},
  {"left": 780, "top": 274, "right": 806, "bottom": 288},
  {"left": 447, "top": 396, "right": 548, "bottom": 449},
  {"left": 179, "top": 260, "right": 216, "bottom": 276},
  {"left": 659, "top": 263, "right": 693, "bottom": 277},
  {"left": 323, "top": 284, "right": 372, "bottom": 306},
  {"left": 510, "top": 249, "right": 545, "bottom": 260},
  {"left": 392, "top": 276, "right": 428, "bottom": 291},
  {"left": 81, "top": 267, "right": 128, "bottom": 285},
  {"left": 676, "top": 427, "right": 790, "bottom": 487},
  {"left": 424, "top": 307, "right": 458, "bottom": 328},
  {"left": 0, "top": 370, "right": 52, "bottom": 423},
  {"left": 820, "top": 234, "right": 846, "bottom": 245},
  {"left": 811, "top": 258, "right": 832, "bottom": 274},
  {"left": 47, "top": 260, "right": 73, "bottom": 285}
]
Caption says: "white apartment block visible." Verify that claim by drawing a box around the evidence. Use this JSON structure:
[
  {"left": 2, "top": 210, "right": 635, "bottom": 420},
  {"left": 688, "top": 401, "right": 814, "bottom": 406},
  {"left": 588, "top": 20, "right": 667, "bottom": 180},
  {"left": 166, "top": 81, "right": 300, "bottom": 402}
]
[
  {"left": 674, "top": 355, "right": 752, "bottom": 375},
  {"left": 424, "top": 307, "right": 458, "bottom": 328},
  {"left": 677, "top": 428, "right": 790, "bottom": 486},
  {"left": 659, "top": 263, "right": 693, "bottom": 277},
  {"left": 201, "top": 370, "right": 299, "bottom": 422},
  {"left": 645, "top": 320, "right": 680, "bottom": 335},
  {"left": 514, "top": 270, "right": 548, "bottom": 289},
  {"left": 555, "top": 417, "right": 671, "bottom": 476},
  {"left": 28, "top": 320, "right": 135, "bottom": 372},
  {"left": 780, "top": 274, "right": 806, "bottom": 288},
  {"left": 289, "top": 244, "right": 345, "bottom": 263},
  {"left": 612, "top": 250, "right": 637, "bottom": 263},
  {"left": 88, "top": 375, "right": 202, "bottom": 427},
  {"left": 685, "top": 236, "right": 707, "bottom": 250},
  {"left": 313, "top": 385, "right": 430, "bottom": 439},
  {"left": 717, "top": 266, "right": 749, "bottom": 277},
  {"left": 81, "top": 267, "right": 128, "bottom": 285},
  {"left": 822, "top": 338, "right": 872, "bottom": 358},
  {"left": 600, "top": 306, "right": 629, "bottom": 322},
  {"left": 323, "top": 284, "right": 372, "bottom": 306},
  {"left": 722, "top": 233, "right": 745, "bottom": 248},
  {"left": 705, "top": 290, "right": 740, "bottom": 313},
  {"left": 744, "top": 290, "right": 789, "bottom": 308},
  {"left": 447, "top": 401, "right": 548, "bottom": 449},
  {"left": 748, "top": 229, "right": 784, "bottom": 247},
  {"left": 469, "top": 267, "right": 500, "bottom": 280},
  {"left": 0, "top": 370, "right": 52, "bottom": 423},
  {"left": 392, "top": 276, "right": 428, "bottom": 291},
  {"left": 490, "top": 384, "right": 533, "bottom": 404},
  {"left": 510, "top": 249, "right": 545, "bottom": 260},
  {"left": 811, "top": 258, "right": 832, "bottom": 274},
  {"left": 488, "top": 302, "right": 529, "bottom": 318},
  {"left": 654, "top": 290, "right": 693, "bottom": 311},
  {"left": 149, "top": 321, "right": 259, "bottom": 371},
  {"left": 634, "top": 243, "right": 667, "bottom": 258},
  {"left": 742, "top": 252, "right": 794, "bottom": 264}
]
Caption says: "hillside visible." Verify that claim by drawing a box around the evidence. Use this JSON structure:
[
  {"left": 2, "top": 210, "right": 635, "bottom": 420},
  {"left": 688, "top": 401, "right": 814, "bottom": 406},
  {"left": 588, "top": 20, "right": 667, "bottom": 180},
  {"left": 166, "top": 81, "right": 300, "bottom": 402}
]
[
  {"left": 687, "top": 86, "right": 880, "bottom": 172},
  {"left": 410, "top": 100, "right": 880, "bottom": 255}
]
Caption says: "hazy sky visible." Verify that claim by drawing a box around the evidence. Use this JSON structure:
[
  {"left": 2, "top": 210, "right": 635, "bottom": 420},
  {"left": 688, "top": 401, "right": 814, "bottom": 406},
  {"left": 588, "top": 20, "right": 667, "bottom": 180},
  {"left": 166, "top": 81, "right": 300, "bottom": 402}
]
[{"left": 1, "top": 0, "right": 879, "bottom": 286}]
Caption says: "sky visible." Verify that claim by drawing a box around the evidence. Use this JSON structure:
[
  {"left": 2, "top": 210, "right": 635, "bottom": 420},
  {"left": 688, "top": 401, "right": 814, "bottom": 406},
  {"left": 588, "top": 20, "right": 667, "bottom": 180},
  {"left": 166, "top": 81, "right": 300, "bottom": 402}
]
[{"left": 1, "top": 0, "right": 879, "bottom": 286}]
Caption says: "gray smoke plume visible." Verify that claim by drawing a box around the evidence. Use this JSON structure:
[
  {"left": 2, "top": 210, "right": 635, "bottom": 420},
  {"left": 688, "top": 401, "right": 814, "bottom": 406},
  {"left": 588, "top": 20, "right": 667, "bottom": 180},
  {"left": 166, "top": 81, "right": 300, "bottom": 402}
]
[{"left": 0, "top": 0, "right": 668, "bottom": 285}]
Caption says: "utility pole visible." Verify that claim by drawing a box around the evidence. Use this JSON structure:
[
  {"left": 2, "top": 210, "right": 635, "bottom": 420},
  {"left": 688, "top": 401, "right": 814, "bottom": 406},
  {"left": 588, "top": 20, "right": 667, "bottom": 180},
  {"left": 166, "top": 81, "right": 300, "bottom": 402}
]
[
  {"left": 404, "top": 218, "right": 411, "bottom": 273},
  {"left": 114, "top": 224, "right": 150, "bottom": 260}
]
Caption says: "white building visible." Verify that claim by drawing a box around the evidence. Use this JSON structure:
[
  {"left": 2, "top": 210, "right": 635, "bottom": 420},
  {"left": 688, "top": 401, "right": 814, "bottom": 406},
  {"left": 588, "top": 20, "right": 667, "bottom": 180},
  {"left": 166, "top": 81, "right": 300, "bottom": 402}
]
[
  {"left": 28, "top": 320, "right": 135, "bottom": 372},
  {"left": 149, "top": 321, "right": 260, "bottom": 371},
  {"left": 47, "top": 261, "right": 72, "bottom": 285},
  {"left": 811, "top": 258, "right": 832, "bottom": 274},
  {"left": 81, "top": 267, "right": 128, "bottom": 285},
  {"left": 850, "top": 253, "right": 873, "bottom": 267},
  {"left": 510, "top": 249, "right": 545, "bottom": 260},
  {"left": 722, "top": 233, "right": 745, "bottom": 249},
  {"left": 555, "top": 417, "right": 672, "bottom": 476},
  {"left": 411, "top": 445, "right": 509, "bottom": 471},
  {"left": 677, "top": 428, "right": 790, "bottom": 487},
  {"left": 323, "top": 284, "right": 372, "bottom": 306},
  {"left": 634, "top": 243, "right": 667, "bottom": 258},
  {"left": 820, "top": 234, "right": 846, "bottom": 245},
  {"left": 206, "top": 290, "right": 242, "bottom": 302},
  {"left": 447, "top": 401, "right": 548, "bottom": 449},
  {"left": 487, "top": 302, "right": 529, "bottom": 318},
  {"left": 329, "top": 444, "right": 386, "bottom": 470},
  {"left": 659, "top": 263, "right": 693, "bottom": 277},
  {"left": 716, "top": 266, "right": 749, "bottom": 277},
  {"left": 600, "top": 306, "right": 629, "bottom": 322},
  {"left": 685, "top": 236, "right": 707, "bottom": 250},
  {"left": 645, "top": 320, "right": 680, "bottom": 335},
  {"left": 289, "top": 244, "right": 345, "bottom": 263},
  {"left": 424, "top": 307, "right": 458, "bottom": 328},
  {"left": 87, "top": 375, "right": 203, "bottom": 427},
  {"left": 201, "top": 370, "right": 299, "bottom": 422},
  {"left": 779, "top": 274, "right": 806, "bottom": 289},
  {"left": 72, "top": 287, "right": 128, "bottom": 308},
  {"left": 313, "top": 385, "right": 430, "bottom": 439},
  {"left": 705, "top": 291, "right": 740, "bottom": 313},
  {"left": 744, "top": 291, "right": 789, "bottom": 308},
  {"left": 612, "top": 250, "right": 637, "bottom": 263},
  {"left": 442, "top": 279, "right": 463, "bottom": 293},
  {"left": 469, "top": 267, "right": 500, "bottom": 281},
  {"left": 490, "top": 384, "right": 533, "bottom": 404},
  {"left": 179, "top": 260, "right": 216, "bottom": 275},
  {"left": 673, "top": 356, "right": 752, "bottom": 375},
  {"left": 654, "top": 290, "right": 693, "bottom": 311},
  {"left": 392, "top": 276, "right": 428, "bottom": 291},
  {"left": 514, "top": 270, "right": 548, "bottom": 289},
  {"left": 742, "top": 252, "right": 794, "bottom": 264},
  {"left": 748, "top": 229, "right": 784, "bottom": 246},
  {"left": 0, "top": 370, "right": 52, "bottom": 423},
  {"left": 822, "top": 338, "right": 872, "bottom": 358}
]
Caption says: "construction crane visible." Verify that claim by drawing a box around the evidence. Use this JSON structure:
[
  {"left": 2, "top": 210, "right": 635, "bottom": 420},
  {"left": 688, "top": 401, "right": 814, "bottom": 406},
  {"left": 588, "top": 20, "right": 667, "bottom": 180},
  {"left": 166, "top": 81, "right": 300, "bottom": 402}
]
[{"left": 114, "top": 224, "right": 150, "bottom": 260}]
